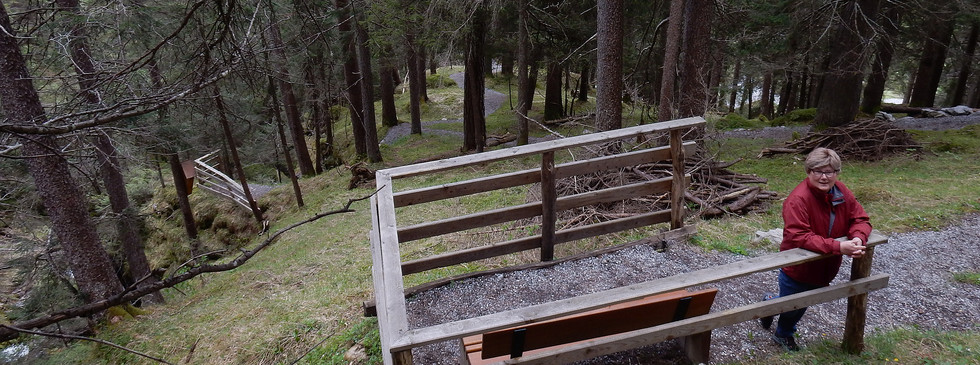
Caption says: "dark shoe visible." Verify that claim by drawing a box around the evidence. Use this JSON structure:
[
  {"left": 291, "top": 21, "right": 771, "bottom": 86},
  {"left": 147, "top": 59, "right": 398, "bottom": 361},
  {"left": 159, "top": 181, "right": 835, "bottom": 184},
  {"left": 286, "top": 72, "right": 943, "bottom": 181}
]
[
  {"left": 759, "top": 293, "right": 776, "bottom": 330},
  {"left": 772, "top": 334, "right": 800, "bottom": 352}
]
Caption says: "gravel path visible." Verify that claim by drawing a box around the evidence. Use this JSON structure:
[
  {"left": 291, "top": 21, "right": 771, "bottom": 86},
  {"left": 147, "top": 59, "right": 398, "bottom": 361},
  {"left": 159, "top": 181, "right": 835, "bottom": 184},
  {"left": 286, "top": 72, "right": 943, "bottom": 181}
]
[
  {"left": 406, "top": 216, "right": 980, "bottom": 364},
  {"left": 401, "top": 112, "right": 980, "bottom": 364},
  {"left": 380, "top": 73, "right": 507, "bottom": 145}
]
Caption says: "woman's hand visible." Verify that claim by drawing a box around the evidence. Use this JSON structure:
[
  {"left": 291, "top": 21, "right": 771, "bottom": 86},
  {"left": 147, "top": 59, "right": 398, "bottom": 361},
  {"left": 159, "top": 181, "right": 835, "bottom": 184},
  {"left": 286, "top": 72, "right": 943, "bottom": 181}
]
[{"left": 840, "top": 237, "right": 866, "bottom": 258}]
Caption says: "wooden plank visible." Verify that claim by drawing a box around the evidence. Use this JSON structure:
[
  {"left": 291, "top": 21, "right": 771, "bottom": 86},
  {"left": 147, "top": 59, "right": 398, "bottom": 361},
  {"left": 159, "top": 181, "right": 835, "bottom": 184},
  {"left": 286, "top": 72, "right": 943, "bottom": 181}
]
[
  {"left": 554, "top": 209, "right": 673, "bottom": 244},
  {"left": 369, "top": 196, "right": 396, "bottom": 365},
  {"left": 392, "top": 226, "right": 695, "bottom": 294},
  {"left": 401, "top": 236, "right": 541, "bottom": 275},
  {"left": 392, "top": 142, "right": 696, "bottom": 208},
  {"left": 504, "top": 274, "right": 890, "bottom": 365},
  {"left": 669, "top": 129, "right": 685, "bottom": 229},
  {"left": 843, "top": 237, "right": 880, "bottom": 353},
  {"left": 540, "top": 152, "right": 557, "bottom": 262},
  {"left": 394, "top": 170, "right": 540, "bottom": 208},
  {"left": 397, "top": 203, "right": 542, "bottom": 243},
  {"left": 478, "top": 289, "right": 717, "bottom": 359},
  {"left": 390, "top": 246, "right": 843, "bottom": 351},
  {"left": 552, "top": 142, "right": 696, "bottom": 180},
  {"left": 374, "top": 173, "right": 409, "bottom": 357},
  {"left": 398, "top": 176, "right": 683, "bottom": 245},
  {"left": 381, "top": 117, "right": 705, "bottom": 179},
  {"left": 554, "top": 177, "right": 677, "bottom": 211}
]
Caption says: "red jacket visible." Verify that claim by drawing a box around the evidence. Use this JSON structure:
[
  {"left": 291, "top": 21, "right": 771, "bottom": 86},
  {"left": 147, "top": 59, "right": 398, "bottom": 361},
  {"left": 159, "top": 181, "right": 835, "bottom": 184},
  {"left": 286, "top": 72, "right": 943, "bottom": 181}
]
[{"left": 781, "top": 178, "right": 872, "bottom": 286}]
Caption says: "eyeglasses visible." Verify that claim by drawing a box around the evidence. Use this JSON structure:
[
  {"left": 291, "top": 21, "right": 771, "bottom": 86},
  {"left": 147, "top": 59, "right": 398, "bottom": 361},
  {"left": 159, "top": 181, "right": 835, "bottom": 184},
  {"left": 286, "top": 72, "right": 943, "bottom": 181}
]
[{"left": 809, "top": 169, "right": 839, "bottom": 178}]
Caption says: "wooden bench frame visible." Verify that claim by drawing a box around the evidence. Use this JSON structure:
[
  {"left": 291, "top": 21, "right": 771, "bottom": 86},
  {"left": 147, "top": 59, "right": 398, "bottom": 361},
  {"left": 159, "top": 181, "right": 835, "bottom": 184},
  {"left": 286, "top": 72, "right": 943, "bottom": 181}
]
[
  {"left": 369, "top": 118, "right": 889, "bottom": 364},
  {"left": 461, "top": 288, "right": 719, "bottom": 364}
]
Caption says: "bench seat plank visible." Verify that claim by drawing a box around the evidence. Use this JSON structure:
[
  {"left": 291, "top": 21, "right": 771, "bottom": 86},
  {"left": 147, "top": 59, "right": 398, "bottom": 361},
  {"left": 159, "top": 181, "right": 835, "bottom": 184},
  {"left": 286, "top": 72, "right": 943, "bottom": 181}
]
[{"left": 485, "top": 288, "right": 716, "bottom": 359}]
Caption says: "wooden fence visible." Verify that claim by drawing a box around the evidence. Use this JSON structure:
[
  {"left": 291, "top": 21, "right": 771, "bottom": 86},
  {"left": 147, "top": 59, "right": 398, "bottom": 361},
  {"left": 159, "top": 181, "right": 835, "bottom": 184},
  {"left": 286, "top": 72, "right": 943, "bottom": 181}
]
[
  {"left": 192, "top": 151, "right": 250, "bottom": 209},
  {"left": 368, "top": 117, "right": 888, "bottom": 364}
]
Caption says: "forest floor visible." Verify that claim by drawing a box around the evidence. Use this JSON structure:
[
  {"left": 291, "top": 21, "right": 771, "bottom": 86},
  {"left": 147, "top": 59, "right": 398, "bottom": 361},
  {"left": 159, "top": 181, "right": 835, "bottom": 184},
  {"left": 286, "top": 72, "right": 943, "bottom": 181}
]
[
  {"left": 380, "top": 73, "right": 509, "bottom": 145},
  {"left": 403, "top": 112, "right": 980, "bottom": 364}
]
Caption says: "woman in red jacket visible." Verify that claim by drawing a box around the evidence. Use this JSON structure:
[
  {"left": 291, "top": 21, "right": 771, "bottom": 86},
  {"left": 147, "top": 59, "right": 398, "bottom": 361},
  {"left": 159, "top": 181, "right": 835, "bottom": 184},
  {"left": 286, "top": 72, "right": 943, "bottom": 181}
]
[{"left": 760, "top": 147, "right": 872, "bottom": 351}]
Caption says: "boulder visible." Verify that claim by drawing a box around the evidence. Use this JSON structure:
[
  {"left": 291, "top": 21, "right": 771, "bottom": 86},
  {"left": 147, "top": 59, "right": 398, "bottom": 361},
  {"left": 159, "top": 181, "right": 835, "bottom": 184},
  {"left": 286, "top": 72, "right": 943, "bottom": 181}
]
[{"left": 941, "top": 105, "right": 973, "bottom": 116}]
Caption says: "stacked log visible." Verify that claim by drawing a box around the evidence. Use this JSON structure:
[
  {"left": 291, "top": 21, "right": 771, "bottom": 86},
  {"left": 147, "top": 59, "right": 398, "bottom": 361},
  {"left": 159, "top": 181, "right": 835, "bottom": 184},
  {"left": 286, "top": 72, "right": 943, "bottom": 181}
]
[{"left": 759, "top": 118, "right": 921, "bottom": 161}]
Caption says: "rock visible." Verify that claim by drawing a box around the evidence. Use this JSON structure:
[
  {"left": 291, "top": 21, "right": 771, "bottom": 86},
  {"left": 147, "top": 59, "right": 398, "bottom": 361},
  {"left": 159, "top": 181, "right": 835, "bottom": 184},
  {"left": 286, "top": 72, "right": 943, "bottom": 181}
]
[
  {"left": 875, "top": 111, "right": 896, "bottom": 122},
  {"left": 923, "top": 109, "right": 950, "bottom": 118},
  {"left": 941, "top": 105, "right": 973, "bottom": 116},
  {"left": 752, "top": 228, "right": 783, "bottom": 245},
  {"left": 344, "top": 343, "right": 368, "bottom": 362}
]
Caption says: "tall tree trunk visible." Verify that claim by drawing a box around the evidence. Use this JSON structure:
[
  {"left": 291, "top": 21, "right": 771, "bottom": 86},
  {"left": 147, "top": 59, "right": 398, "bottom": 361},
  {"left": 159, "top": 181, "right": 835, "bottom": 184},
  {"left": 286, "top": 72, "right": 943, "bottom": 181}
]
[
  {"left": 708, "top": 50, "right": 724, "bottom": 111},
  {"left": 55, "top": 0, "right": 162, "bottom": 304},
  {"left": 267, "top": 15, "right": 316, "bottom": 176},
  {"left": 860, "top": 4, "right": 900, "bottom": 114},
  {"left": 596, "top": 0, "right": 624, "bottom": 130},
  {"left": 213, "top": 86, "right": 264, "bottom": 223},
  {"left": 544, "top": 62, "right": 564, "bottom": 121},
  {"left": 268, "top": 79, "right": 304, "bottom": 207},
  {"left": 760, "top": 72, "right": 773, "bottom": 119},
  {"left": 577, "top": 63, "right": 590, "bottom": 102},
  {"left": 463, "top": 5, "right": 487, "bottom": 152},
  {"left": 407, "top": 32, "right": 423, "bottom": 135},
  {"left": 166, "top": 154, "right": 200, "bottom": 252},
  {"left": 678, "top": 0, "right": 713, "bottom": 118},
  {"left": 379, "top": 65, "right": 398, "bottom": 127},
  {"left": 515, "top": 0, "right": 530, "bottom": 146},
  {"left": 908, "top": 8, "right": 955, "bottom": 108},
  {"left": 418, "top": 45, "right": 430, "bottom": 102},
  {"left": 336, "top": 0, "right": 366, "bottom": 156},
  {"left": 354, "top": 17, "right": 382, "bottom": 162},
  {"left": 0, "top": 4, "right": 125, "bottom": 303},
  {"left": 658, "top": 0, "right": 684, "bottom": 122},
  {"left": 951, "top": 21, "right": 979, "bottom": 106},
  {"left": 813, "top": 0, "right": 882, "bottom": 127},
  {"left": 728, "top": 60, "right": 741, "bottom": 113},
  {"left": 501, "top": 50, "right": 514, "bottom": 77}
]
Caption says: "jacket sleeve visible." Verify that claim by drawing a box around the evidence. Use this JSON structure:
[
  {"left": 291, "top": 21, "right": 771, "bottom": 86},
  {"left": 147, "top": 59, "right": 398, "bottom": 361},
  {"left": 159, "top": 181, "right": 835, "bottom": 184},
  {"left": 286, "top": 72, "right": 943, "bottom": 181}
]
[
  {"left": 846, "top": 195, "right": 872, "bottom": 244},
  {"left": 782, "top": 197, "right": 842, "bottom": 255}
]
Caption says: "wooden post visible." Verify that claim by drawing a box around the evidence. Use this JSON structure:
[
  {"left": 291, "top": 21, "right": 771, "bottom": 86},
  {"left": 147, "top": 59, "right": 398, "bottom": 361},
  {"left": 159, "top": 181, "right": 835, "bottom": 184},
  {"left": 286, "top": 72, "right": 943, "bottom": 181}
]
[
  {"left": 842, "top": 245, "right": 875, "bottom": 353},
  {"left": 669, "top": 130, "right": 686, "bottom": 229},
  {"left": 392, "top": 350, "right": 413, "bottom": 365},
  {"left": 540, "top": 151, "right": 557, "bottom": 261}
]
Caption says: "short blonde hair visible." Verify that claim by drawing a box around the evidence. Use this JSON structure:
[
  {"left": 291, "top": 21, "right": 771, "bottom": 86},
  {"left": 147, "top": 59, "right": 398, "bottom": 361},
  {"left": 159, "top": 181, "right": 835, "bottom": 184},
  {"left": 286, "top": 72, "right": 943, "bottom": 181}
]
[{"left": 805, "top": 147, "right": 841, "bottom": 172}]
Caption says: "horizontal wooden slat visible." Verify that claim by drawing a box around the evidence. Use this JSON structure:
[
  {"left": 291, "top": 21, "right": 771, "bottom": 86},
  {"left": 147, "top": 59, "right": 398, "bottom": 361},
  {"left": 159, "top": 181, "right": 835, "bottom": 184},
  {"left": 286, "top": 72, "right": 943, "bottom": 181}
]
[
  {"left": 555, "top": 176, "right": 685, "bottom": 211},
  {"left": 390, "top": 243, "right": 885, "bottom": 351},
  {"left": 392, "top": 142, "right": 696, "bottom": 208},
  {"left": 401, "top": 236, "right": 541, "bottom": 275},
  {"left": 397, "top": 203, "right": 542, "bottom": 243},
  {"left": 555, "top": 209, "right": 673, "bottom": 244},
  {"left": 381, "top": 117, "right": 705, "bottom": 179},
  {"left": 394, "top": 170, "right": 540, "bottom": 208},
  {"left": 504, "top": 274, "right": 890, "bottom": 365},
  {"left": 554, "top": 141, "right": 696, "bottom": 180},
  {"left": 397, "top": 175, "right": 685, "bottom": 244}
]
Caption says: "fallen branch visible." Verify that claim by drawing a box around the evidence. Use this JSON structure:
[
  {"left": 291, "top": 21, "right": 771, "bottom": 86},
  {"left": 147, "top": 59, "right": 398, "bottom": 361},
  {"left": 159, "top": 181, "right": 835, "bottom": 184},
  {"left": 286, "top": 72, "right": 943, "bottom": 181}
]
[
  {"left": 0, "top": 189, "right": 381, "bottom": 342},
  {"left": 1, "top": 325, "right": 174, "bottom": 364}
]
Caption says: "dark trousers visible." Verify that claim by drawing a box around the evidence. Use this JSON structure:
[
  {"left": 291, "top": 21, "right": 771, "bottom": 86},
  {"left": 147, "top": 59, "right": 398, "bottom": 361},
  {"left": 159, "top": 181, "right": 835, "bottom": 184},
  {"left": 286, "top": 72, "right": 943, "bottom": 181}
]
[{"left": 775, "top": 269, "right": 823, "bottom": 338}]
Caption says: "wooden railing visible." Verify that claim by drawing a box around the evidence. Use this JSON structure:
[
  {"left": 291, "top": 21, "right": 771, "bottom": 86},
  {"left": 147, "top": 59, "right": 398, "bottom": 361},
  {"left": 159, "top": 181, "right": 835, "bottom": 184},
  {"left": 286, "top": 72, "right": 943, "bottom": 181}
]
[
  {"left": 370, "top": 118, "right": 704, "bottom": 364},
  {"left": 369, "top": 117, "right": 888, "bottom": 364},
  {"left": 193, "top": 151, "right": 249, "bottom": 209}
]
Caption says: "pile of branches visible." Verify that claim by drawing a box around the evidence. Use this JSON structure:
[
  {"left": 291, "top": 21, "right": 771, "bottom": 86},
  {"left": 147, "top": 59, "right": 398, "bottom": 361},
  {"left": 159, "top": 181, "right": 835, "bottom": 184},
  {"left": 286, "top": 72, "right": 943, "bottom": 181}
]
[
  {"left": 546, "top": 149, "right": 778, "bottom": 226},
  {"left": 758, "top": 118, "right": 921, "bottom": 161}
]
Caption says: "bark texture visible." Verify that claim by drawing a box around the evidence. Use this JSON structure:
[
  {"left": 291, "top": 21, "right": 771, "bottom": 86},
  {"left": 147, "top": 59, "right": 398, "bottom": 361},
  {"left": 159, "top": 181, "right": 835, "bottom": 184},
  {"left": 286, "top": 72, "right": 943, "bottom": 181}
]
[
  {"left": 596, "top": 0, "right": 624, "bottom": 130},
  {"left": 813, "top": 0, "right": 882, "bottom": 127}
]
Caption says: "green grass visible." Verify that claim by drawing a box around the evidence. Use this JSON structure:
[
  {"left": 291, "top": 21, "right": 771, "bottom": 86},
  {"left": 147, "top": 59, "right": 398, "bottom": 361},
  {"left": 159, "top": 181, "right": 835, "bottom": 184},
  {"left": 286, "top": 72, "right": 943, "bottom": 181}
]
[
  {"left": 953, "top": 271, "right": 980, "bottom": 286},
  {"left": 732, "top": 327, "right": 980, "bottom": 365}
]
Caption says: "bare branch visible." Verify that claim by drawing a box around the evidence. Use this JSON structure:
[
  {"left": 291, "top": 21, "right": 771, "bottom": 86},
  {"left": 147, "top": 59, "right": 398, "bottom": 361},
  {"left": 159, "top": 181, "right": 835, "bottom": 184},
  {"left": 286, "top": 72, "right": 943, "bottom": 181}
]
[{"left": 0, "top": 325, "right": 175, "bottom": 365}]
